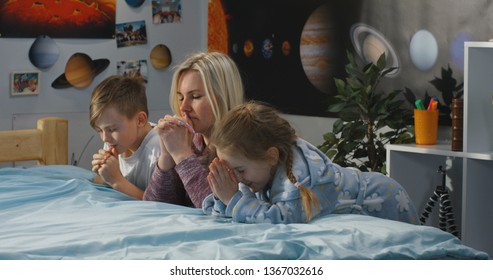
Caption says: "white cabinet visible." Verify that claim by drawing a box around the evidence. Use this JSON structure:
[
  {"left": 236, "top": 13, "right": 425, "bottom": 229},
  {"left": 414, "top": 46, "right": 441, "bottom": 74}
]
[{"left": 386, "top": 41, "right": 493, "bottom": 256}]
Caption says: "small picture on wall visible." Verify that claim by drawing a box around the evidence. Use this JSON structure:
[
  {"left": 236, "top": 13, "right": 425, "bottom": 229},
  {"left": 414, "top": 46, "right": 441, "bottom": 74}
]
[
  {"left": 116, "top": 20, "right": 148, "bottom": 48},
  {"left": 10, "top": 70, "right": 41, "bottom": 96},
  {"left": 117, "top": 59, "right": 149, "bottom": 84},
  {"left": 152, "top": 0, "right": 182, "bottom": 24}
]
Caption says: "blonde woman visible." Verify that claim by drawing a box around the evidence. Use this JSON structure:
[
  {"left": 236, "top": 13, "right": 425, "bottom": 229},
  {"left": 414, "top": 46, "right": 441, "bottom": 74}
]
[{"left": 144, "top": 52, "right": 245, "bottom": 207}]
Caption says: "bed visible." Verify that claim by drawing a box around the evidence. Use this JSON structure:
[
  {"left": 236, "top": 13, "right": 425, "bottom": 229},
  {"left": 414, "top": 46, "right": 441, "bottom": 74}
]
[
  {"left": 0, "top": 117, "right": 68, "bottom": 165},
  {"left": 0, "top": 119, "right": 489, "bottom": 260}
]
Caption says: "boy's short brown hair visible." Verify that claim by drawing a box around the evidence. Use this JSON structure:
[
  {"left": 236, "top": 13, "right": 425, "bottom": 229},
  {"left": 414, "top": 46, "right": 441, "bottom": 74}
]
[{"left": 89, "top": 73, "right": 148, "bottom": 128}]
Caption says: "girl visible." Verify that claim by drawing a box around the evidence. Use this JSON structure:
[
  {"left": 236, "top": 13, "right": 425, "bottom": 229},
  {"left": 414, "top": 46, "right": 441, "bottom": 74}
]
[
  {"left": 144, "top": 52, "right": 245, "bottom": 207},
  {"left": 203, "top": 101, "right": 419, "bottom": 224}
]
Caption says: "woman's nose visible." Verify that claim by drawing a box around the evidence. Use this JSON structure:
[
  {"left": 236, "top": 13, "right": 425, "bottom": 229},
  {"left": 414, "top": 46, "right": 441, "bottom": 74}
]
[{"left": 180, "top": 100, "right": 192, "bottom": 115}]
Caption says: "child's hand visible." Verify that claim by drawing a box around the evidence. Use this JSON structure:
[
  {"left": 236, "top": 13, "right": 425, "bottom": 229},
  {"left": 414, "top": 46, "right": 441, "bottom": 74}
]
[
  {"left": 91, "top": 148, "right": 109, "bottom": 173},
  {"left": 208, "top": 158, "right": 238, "bottom": 205},
  {"left": 91, "top": 147, "right": 122, "bottom": 186}
]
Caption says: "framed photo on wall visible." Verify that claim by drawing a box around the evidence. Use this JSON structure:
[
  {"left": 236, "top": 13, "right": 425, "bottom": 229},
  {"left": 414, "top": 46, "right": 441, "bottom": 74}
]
[{"left": 10, "top": 70, "right": 41, "bottom": 96}]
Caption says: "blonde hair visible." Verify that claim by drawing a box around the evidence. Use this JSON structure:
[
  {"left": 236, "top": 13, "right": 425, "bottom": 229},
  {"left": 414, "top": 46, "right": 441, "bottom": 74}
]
[
  {"left": 89, "top": 73, "right": 148, "bottom": 128},
  {"left": 169, "top": 52, "right": 244, "bottom": 132},
  {"left": 210, "top": 101, "right": 320, "bottom": 221}
]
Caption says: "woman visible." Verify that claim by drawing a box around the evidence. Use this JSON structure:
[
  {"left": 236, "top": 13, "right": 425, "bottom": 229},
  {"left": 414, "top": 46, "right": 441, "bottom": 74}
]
[{"left": 144, "top": 52, "right": 245, "bottom": 207}]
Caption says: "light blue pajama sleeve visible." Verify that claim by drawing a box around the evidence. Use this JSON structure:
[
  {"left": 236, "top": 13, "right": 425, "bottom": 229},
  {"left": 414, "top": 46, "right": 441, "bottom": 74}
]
[
  {"left": 226, "top": 184, "right": 307, "bottom": 223},
  {"left": 203, "top": 184, "right": 306, "bottom": 223}
]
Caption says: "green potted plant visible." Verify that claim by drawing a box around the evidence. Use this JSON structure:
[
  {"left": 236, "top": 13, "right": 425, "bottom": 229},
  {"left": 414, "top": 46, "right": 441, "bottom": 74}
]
[
  {"left": 403, "top": 64, "right": 463, "bottom": 125},
  {"left": 318, "top": 51, "right": 414, "bottom": 173}
]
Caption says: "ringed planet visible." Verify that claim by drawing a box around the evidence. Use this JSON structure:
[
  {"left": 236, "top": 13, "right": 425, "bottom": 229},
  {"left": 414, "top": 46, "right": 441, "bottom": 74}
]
[{"left": 351, "top": 23, "right": 400, "bottom": 77}]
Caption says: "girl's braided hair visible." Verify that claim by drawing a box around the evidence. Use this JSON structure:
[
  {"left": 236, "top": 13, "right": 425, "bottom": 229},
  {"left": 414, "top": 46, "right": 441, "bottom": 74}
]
[{"left": 210, "top": 100, "right": 320, "bottom": 221}]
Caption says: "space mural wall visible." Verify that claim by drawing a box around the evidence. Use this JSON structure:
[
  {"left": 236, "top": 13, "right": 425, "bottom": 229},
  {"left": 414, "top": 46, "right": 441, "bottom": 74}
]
[{"left": 209, "top": 0, "right": 493, "bottom": 118}]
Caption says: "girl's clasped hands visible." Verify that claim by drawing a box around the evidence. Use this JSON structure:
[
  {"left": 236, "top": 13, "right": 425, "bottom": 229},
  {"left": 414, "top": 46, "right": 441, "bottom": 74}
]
[{"left": 207, "top": 158, "right": 238, "bottom": 205}]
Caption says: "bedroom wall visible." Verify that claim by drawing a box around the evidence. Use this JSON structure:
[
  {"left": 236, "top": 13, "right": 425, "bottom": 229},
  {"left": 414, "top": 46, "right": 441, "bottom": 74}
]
[
  {"left": 0, "top": 1, "right": 208, "bottom": 168},
  {"left": 0, "top": 2, "right": 333, "bottom": 169}
]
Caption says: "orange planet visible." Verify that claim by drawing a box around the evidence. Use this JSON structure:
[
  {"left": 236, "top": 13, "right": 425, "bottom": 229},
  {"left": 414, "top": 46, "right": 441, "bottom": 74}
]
[
  {"left": 52, "top": 53, "right": 109, "bottom": 89},
  {"left": 282, "top": 40, "right": 291, "bottom": 56},
  {"left": 65, "top": 54, "right": 96, "bottom": 88},
  {"left": 244, "top": 40, "right": 254, "bottom": 57},
  {"left": 150, "top": 44, "right": 172, "bottom": 69}
]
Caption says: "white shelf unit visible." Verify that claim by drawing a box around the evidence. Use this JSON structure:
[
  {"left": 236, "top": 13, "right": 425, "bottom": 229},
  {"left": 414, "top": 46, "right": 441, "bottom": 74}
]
[{"left": 386, "top": 41, "right": 493, "bottom": 256}]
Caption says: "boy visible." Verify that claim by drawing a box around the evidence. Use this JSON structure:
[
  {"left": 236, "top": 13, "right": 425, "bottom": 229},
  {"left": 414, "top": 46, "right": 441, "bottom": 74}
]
[{"left": 90, "top": 74, "right": 160, "bottom": 199}]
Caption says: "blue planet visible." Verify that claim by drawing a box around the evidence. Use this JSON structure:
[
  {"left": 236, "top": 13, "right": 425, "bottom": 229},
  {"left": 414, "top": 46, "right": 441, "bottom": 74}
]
[
  {"left": 262, "top": 38, "right": 273, "bottom": 59},
  {"left": 29, "top": 35, "right": 60, "bottom": 69},
  {"left": 125, "top": 0, "right": 145, "bottom": 8},
  {"left": 450, "top": 32, "right": 474, "bottom": 70}
]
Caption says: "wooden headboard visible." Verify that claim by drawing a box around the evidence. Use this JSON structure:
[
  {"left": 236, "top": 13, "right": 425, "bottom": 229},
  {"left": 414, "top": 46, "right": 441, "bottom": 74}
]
[{"left": 0, "top": 117, "right": 68, "bottom": 165}]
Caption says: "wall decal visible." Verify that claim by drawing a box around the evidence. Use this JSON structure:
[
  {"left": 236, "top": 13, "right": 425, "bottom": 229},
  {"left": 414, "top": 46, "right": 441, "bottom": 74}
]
[
  {"left": 210, "top": 0, "right": 493, "bottom": 119},
  {"left": 0, "top": 0, "right": 116, "bottom": 38},
  {"left": 52, "top": 53, "right": 110, "bottom": 89},
  {"left": 29, "top": 35, "right": 60, "bottom": 70},
  {"left": 150, "top": 44, "right": 172, "bottom": 69}
]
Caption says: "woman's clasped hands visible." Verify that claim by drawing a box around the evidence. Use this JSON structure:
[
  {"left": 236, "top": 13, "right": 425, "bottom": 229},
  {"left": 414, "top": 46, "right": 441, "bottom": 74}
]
[{"left": 154, "top": 114, "right": 196, "bottom": 171}]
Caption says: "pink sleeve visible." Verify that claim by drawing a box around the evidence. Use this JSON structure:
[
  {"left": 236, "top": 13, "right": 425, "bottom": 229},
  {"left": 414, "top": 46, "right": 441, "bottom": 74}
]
[
  {"left": 143, "top": 164, "right": 193, "bottom": 206},
  {"left": 175, "top": 155, "right": 212, "bottom": 208}
]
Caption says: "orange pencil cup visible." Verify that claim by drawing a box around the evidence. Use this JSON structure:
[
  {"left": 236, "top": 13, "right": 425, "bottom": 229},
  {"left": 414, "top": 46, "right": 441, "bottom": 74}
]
[{"left": 414, "top": 109, "right": 439, "bottom": 145}]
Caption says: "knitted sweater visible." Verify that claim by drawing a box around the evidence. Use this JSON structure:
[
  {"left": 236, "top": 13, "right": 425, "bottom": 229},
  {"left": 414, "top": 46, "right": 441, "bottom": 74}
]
[{"left": 143, "top": 135, "right": 212, "bottom": 208}]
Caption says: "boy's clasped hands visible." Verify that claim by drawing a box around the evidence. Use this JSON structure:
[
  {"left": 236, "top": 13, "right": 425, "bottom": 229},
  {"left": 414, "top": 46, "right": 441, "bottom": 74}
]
[{"left": 92, "top": 145, "right": 119, "bottom": 185}]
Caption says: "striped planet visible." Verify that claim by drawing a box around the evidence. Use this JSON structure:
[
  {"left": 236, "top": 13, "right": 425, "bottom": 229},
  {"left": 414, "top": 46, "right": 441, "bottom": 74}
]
[{"left": 299, "top": 3, "right": 333, "bottom": 94}]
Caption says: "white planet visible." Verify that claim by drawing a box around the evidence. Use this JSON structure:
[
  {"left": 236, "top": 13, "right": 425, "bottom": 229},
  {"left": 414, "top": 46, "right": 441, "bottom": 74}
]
[{"left": 409, "top": 29, "right": 438, "bottom": 71}]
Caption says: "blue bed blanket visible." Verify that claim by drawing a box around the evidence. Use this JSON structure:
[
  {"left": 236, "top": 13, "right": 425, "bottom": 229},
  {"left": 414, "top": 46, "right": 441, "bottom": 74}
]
[{"left": 0, "top": 165, "right": 489, "bottom": 260}]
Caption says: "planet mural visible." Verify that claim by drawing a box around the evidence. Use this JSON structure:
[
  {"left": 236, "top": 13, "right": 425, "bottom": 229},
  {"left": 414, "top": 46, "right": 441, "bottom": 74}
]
[
  {"left": 409, "top": 29, "right": 438, "bottom": 71},
  {"left": 262, "top": 38, "right": 273, "bottom": 59},
  {"left": 125, "top": 0, "right": 145, "bottom": 8},
  {"left": 232, "top": 43, "right": 239, "bottom": 54},
  {"left": 450, "top": 32, "right": 474, "bottom": 70},
  {"left": 244, "top": 39, "right": 254, "bottom": 57},
  {"left": 207, "top": 0, "right": 228, "bottom": 53},
  {"left": 351, "top": 23, "right": 400, "bottom": 77},
  {"left": 29, "top": 35, "right": 60, "bottom": 69},
  {"left": 299, "top": 3, "right": 333, "bottom": 94},
  {"left": 52, "top": 53, "right": 110, "bottom": 89},
  {"left": 150, "top": 44, "right": 172, "bottom": 69},
  {"left": 281, "top": 40, "right": 291, "bottom": 56}
]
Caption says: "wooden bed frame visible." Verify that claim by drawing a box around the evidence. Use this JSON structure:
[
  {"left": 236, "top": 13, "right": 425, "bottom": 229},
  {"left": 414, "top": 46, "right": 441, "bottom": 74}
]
[{"left": 0, "top": 117, "right": 68, "bottom": 165}]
